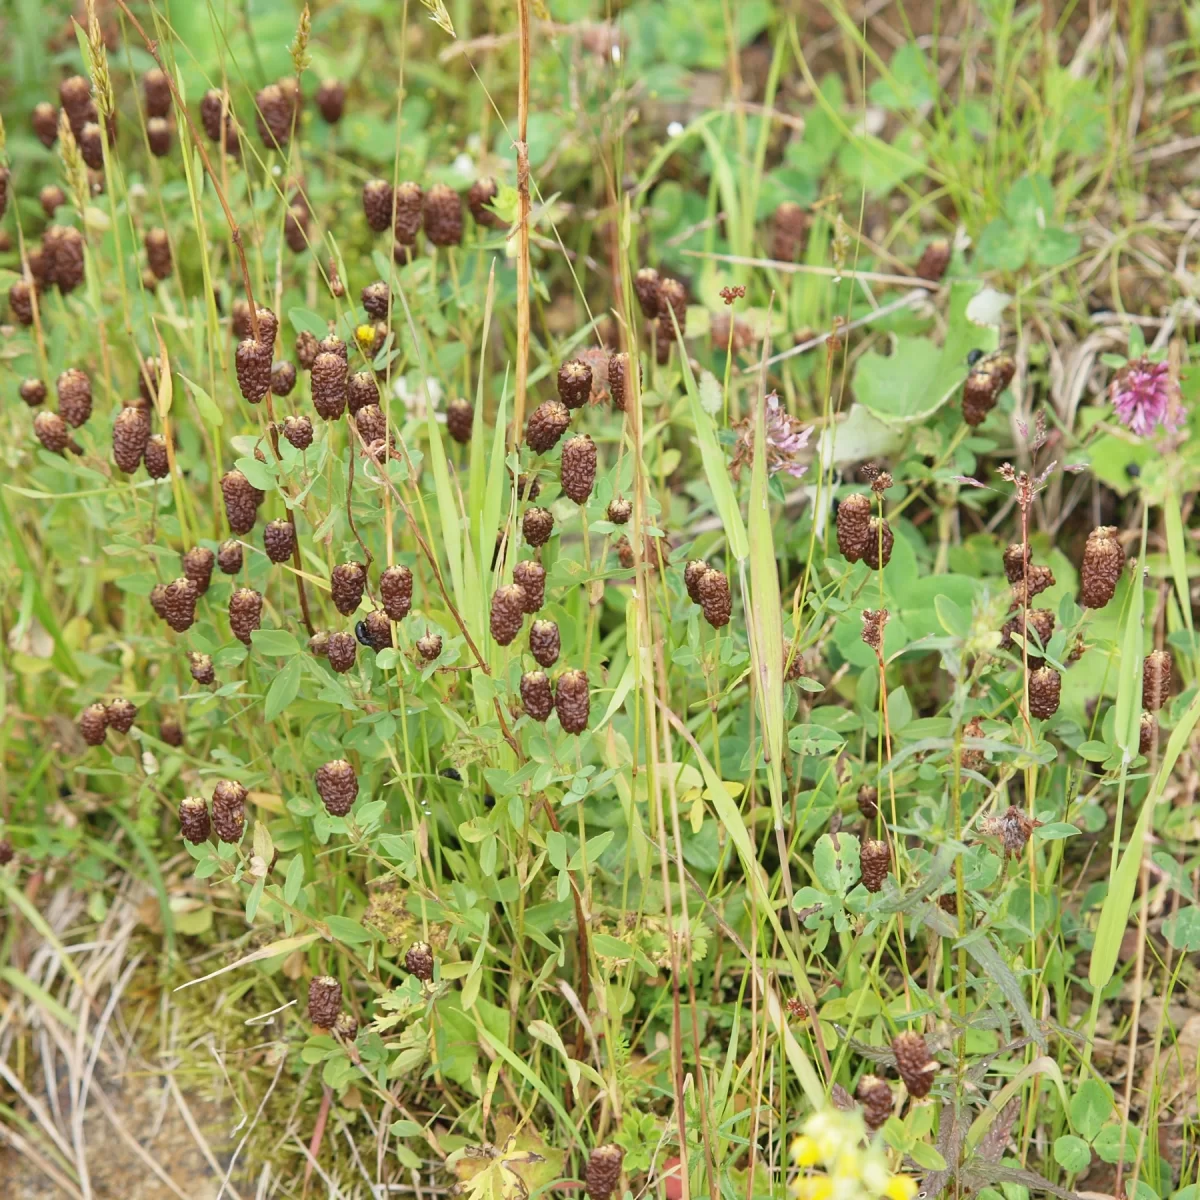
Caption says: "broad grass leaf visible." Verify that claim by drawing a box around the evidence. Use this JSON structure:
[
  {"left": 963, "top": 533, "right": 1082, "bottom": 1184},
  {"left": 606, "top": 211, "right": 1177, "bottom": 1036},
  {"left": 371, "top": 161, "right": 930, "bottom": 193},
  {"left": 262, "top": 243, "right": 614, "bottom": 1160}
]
[{"left": 1090, "top": 687, "right": 1200, "bottom": 992}]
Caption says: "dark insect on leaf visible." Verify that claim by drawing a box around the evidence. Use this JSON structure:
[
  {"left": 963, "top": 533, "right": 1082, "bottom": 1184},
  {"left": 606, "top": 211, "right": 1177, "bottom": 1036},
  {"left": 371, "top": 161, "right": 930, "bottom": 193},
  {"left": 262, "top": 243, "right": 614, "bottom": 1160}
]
[
  {"left": 355, "top": 620, "right": 371, "bottom": 646},
  {"left": 966, "top": 348, "right": 984, "bottom": 366}
]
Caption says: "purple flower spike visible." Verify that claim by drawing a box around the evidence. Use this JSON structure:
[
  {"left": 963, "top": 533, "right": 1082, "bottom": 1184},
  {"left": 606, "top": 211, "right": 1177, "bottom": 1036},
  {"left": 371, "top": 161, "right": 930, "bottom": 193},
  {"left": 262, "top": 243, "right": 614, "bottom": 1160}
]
[{"left": 1110, "top": 357, "right": 1179, "bottom": 437}]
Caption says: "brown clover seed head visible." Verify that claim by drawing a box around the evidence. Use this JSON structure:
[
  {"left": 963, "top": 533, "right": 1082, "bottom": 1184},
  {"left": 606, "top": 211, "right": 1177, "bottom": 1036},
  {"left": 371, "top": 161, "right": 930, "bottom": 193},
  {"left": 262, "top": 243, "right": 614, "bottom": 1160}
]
[
  {"left": 236, "top": 338, "right": 273, "bottom": 403},
  {"left": 379, "top": 566, "right": 414, "bottom": 621},
  {"left": 1139, "top": 712, "right": 1156, "bottom": 756},
  {"left": 78, "top": 122, "right": 104, "bottom": 170},
  {"left": 331, "top": 562, "right": 367, "bottom": 616},
  {"left": 961, "top": 717, "right": 986, "bottom": 771},
  {"left": 268, "top": 361, "right": 297, "bottom": 399},
  {"left": 20, "top": 379, "right": 47, "bottom": 408},
  {"left": 1028, "top": 666, "right": 1062, "bottom": 719},
  {"left": 315, "top": 760, "right": 358, "bottom": 817},
  {"left": 556, "top": 669, "right": 590, "bottom": 735},
  {"left": 221, "top": 470, "right": 262, "bottom": 535},
  {"left": 634, "top": 267, "right": 662, "bottom": 319},
  {"left": 211, "top": 780, "right": 247, "bottom": 843},
  {"left": 416, "top": 632, "right": 443, "bottom": 662},
  {"left": 557, "top": 360, "right": 593, "bottom": 411},
  {"left": 311, "top": 351, "right": 348, "bottom": 420},
  {"left": 200, "top": 89, "right": 234, "bottom": 145},
  {"left": 520, "top": 671, "right": 554, "bottom": 722},
  {"left": 962, "top": 351, "right": 1015, "bottom": 426},
  {"left": 606, "top": 496, "right": 632, "bottom": 525},
  {"left": 347, "top": 371, "right": 379, "bottom": 416},
  {"left": 333, "top": 1011, "right": 358, "bottom": 1041},
  {"left": 188, "top": 652, "right": 215, "bottom": 685},
  {"left": 162, "top": 578, "right": 199, "bottom": 632},
  {"left": 147, "top": 117, "right": 171, "bottom": 156},
  {"left": 0, "top": 839, "right": 13, "bottom": 866},
  {"left": 362, "top": 178, "right": 394, "bottom": 232},
  {"left": 143, "top": 435, "right": 170, "bottom": 479},
  {"left": 263, "top": 519, "right": 296, "bottom": 564},
  {"left": 145, "top": 228, "right": 172, "bottom": 280},
  {"left": 112, "top": 406, "right": 151, "bottom": 473},
  {"left": 529, "top": 619, "right": 561, "bottom": 668},
  {"left": 228, "top": 587, "right": 263, "bottom": 645},
  {"left": 51, "top": 226, "right": 86, "bottom": 294},
  {"left": 178, "top": 797, "right": 211, "bottom": 844},
  {"left": 295, "top": 330, "right": 319, "bottom": 370},
  {"left": 526, "top": 400, "right": 571, "bottom": 454},
  {"left": 254, "top": 83, "right": 294, "bottom": 148},
  {"left": 857, "top": 785, "right": 879, "bottom": 820},
  {"left": 106, "top": 698, "right": 137, "bottom": 734},
  {"left": 915, "top": 238, "right": 952, "bottom": 282},
  {"left": 150, "top": 585, "right": 169, "bottom": 620},
  {"left": 490, "top": 585, "right": 527, "bottom": 646},
  {"left": 658, "top": 277, "right": 687, "bottom": 329},
  {"left": 684, "top": 559, "right": 709, "bottom": 604},
  {"left": 10, "top": 280, "right": 34, "bottom": 326},
  {"left": 315, "top": 79, "right": 346, "bottom": 124},
  {"left": 32, "top": 102, "right": 59, "bottom": 147},
  {"left": 467, "top": 176, "right": 501, "bottom": 227},
  {"left": 423, "top": 184, "right": 463, "bottom": 247},
  {"left": 522, "top": 506, "right": 554, "bottom": 549},
  {"left": 182, "top": 546, "right": 215, "bottom": 595},
  {"left": 143, "top": 68, "right": 171, "bottom": 118},
  {"left": 360, "top": 609, "right": 392, "bottom": 652},
  {"left": 327, "top": 631, "right": 357, "bottom": 673},
  {"left": 1080, "top": 526, "right": 1124, "bottom": 610},
  {"left": 57, "top": 369, "right": 93, "bottom": 428},
  {"left": 856, "top": 1075, "right": 893, "bottom": 1132},
  {"left": 283, "top": 206, "right": 309, "bottom": 254},
  {"left": 512, "top": 561, "right": 546, "bottom": 613},
  {"left": 405, "top": 942, "right": 434, "bottom": 981},
  {"left": 697, "top": 569, "right": 732, "bottom": 628},
  {"left": 446, "top": 397, "right": 474, "bottom": 444},
  {"left": 158, "top": 715, "right": 182, "bottom": 747},
  {"left": 361, "top": 280, "right": 390, "bottom": 320},
  {"left": 79, "top": 703, "right": 109, "bottom": 746},
  {"left": 835, "top": 493, "right": 872, "bottom": 562},
  {"left": 59, "top": 75, "right": 92, "bottom": 124},
  {"left": 861, "top": 518, "right": 894, "bottom": 570},
  {"left": 608, "top": 351, "right": 639, "bottom": 412},
  {"left": 309, "top": 631, "right": 330, "bottom": 657},
  {"left": 891, "top": 1031, "right": 936, "bottom": 1099},
  {"left": 560, "top": 434, "right": 597, "bottom": 504},
  {"left": 217, "top": 539, "right": 243, "bottom": 575},
  {"left": 393, "top": 181, "right": 424, "bottom": 245},
  {"left": 1010, "top": 563, "right": 1055, "bottom": 607},
  {"left": 999, "top": 608, "right": 1055, "bottom": 657},
  {"left": 771, "top": 201, "right": 808, "bottom": 262},
  {"left": 1143, "top": 649, "right": 1172, "bottom": 712},
  {"left": 861, "top": 608, "right": 889, "bottom": 652},
  {"left": 859, "top": 839, "right": 890, "bottom": 893},
  {"left": 307, "top": 976, "right": 342, "bottom": 1029},
  {"left": 34, "top": 411, "right": 70, "bottom": 454},
  {"left": 40, "top": 185, "right": 66, "bottom": 218},
  {"left": 356, "top": 404, "right": 391, "bottom": 455},
  {"left": 585, "top": 1144, "right": 624, "bottom": 1200}
]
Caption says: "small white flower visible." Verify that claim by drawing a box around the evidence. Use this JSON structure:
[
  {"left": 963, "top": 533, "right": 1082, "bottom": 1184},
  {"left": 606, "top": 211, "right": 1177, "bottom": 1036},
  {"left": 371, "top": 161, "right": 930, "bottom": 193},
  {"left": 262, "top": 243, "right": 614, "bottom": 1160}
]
[{"left": 667, "top": 120, "right": 684, "bottom": 138}]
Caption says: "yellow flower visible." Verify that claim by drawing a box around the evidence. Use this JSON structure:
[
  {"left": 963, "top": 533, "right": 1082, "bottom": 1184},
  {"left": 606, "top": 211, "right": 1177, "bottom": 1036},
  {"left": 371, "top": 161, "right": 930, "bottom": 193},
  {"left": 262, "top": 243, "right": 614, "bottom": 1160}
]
[
  {"left": 792, "top": 1176, "right": 834, "bottom": 1200},
  {"left": 355, "top": 323, "right": 376, "bottom": 349},
  {"left": 792, "top": 1136, "right": 821, "bottom": 1168},
  {"left": 789, "top": 1107, "right": 917, "bottom": 1200},
  {"left": 883, "top": 1176, "right": 916, "bottom": 1200}
]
